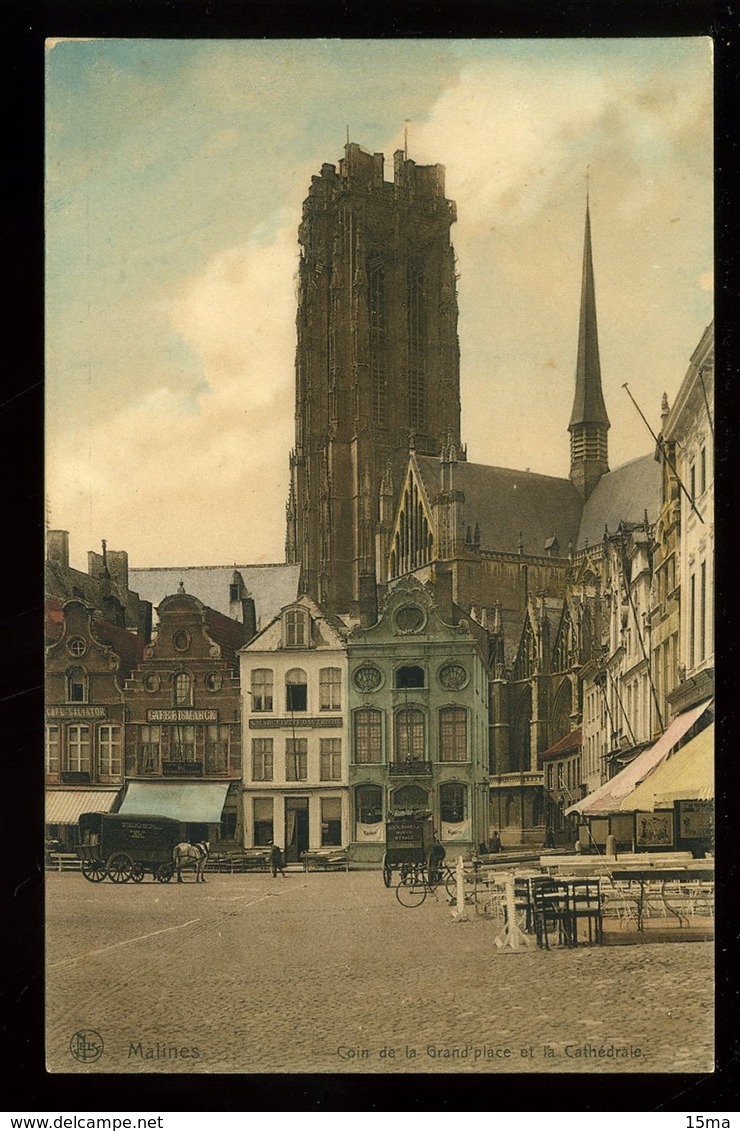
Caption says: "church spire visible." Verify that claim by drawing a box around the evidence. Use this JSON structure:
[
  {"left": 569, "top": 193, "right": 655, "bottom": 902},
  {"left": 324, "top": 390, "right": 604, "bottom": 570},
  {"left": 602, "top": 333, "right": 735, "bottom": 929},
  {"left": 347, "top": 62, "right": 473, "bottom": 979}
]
[{"left": 569, "top": 188, "right": 610, "bottom": 500}]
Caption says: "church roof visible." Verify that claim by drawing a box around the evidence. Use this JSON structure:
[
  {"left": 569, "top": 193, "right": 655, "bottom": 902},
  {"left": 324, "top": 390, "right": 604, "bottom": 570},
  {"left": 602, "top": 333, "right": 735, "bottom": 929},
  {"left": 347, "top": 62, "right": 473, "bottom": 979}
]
[
  {"left": 130, "top": 563, "right": 301, "bottom": 631},
  {"left": 577, "top": 453, "right": 661, "bottom": 549},
  {"left": 414, "top": 455, "right": 582, "bottom": 557}
]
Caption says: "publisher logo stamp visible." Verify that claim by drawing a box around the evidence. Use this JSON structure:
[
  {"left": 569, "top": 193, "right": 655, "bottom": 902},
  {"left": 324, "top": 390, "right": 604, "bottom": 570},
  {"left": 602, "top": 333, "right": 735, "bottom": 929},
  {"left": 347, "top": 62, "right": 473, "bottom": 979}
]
[{"left": 70, "top": 1029, "right": 104, "bottom": 1063}]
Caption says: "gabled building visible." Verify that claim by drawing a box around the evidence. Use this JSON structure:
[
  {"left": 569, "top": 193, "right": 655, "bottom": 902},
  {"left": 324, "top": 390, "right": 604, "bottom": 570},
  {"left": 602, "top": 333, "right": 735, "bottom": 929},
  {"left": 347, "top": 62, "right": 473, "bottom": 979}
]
[
  {"left": 120, "top": 586, "right": 251, "bottom": 845},
  {"left": 239, "top": 595, "right": 350, "bottom": 860},
  {"left": 347, "top": 573, "right": 490, "bottom": 862},
  {"left": 45, "top": 598, "right": 144, "bottom": 847}
]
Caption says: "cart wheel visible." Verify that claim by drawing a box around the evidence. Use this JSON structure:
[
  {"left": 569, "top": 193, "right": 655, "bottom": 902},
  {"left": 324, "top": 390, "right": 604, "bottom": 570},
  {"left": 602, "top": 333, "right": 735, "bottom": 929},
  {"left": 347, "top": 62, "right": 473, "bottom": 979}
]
[
  {"left": 381, "top": 853, "right": 392, "bottom": 888},
  {"left": 396, "top": 874, "right": 427, "bottom": 908},
  {"left": 131, "top": 863, "right": 146, "bottom": 883},
  {"left": 107, "top": 852, "right": 134, "bottom": 883},
  {"left": 81, "top": 858, "right": 107, "bottom": 883},
  {"left": 156, "top": 864, "right": 173, "bottom": 884},
  {"left": 444, "top": 870, "right": 458, "bottom": 901}
]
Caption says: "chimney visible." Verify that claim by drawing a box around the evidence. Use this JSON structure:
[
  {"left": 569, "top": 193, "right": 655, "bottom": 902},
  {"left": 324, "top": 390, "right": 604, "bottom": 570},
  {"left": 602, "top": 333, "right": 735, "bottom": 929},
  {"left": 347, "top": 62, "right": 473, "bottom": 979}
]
[
  {"left": 241, "top": 596, "right": 257, "bottom": 642},
  {"left": 358, "top": 573, "right": 378, "bottom": 628},
  {"left": 432, "top": 564, "right": 454, "bottom": 623},
  {"left": 46, "top": 530, "right": 69, "bottom": 569}
]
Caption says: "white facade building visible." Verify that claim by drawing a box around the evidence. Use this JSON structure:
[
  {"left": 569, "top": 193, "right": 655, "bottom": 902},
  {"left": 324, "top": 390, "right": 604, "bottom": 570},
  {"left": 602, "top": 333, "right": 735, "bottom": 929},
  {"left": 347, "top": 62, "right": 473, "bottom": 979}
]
[{"left": 238, "top": 596, "right": 349, "bottom": 861}]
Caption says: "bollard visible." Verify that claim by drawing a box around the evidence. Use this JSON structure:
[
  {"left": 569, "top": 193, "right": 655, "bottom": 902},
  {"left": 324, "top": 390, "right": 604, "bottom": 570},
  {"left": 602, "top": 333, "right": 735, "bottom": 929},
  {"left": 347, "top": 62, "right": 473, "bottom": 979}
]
[{"left": 452, "top": 855, "right": 469, "bottom": 922}]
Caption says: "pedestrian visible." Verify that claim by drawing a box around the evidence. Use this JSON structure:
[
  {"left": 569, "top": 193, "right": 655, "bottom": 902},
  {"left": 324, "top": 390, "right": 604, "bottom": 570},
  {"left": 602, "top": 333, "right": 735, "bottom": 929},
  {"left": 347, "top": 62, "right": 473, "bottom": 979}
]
[
  {"left": 430, "top": 834, "right": 446, "bottom": 884},
  {"left": 544, "top": 825, "right": 556, "bottom": 849},
  {"left": 490, "top": 830, "right": 501, "bottom": 854},
  {"left": 270, "top": 843, "right": 286, "bottom": 878}
]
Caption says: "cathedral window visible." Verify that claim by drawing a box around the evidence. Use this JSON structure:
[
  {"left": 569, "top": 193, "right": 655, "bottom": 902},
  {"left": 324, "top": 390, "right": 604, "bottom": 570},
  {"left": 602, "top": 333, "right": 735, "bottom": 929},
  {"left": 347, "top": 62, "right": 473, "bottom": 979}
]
[{"left": 408, "top": 267, "right": 426, "bottom": 430}]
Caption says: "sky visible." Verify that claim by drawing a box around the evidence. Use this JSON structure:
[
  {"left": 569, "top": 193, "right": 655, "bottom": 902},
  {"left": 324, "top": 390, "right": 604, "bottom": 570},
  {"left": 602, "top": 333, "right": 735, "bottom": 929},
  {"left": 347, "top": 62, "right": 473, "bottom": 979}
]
[{"left": 45, "top": 38, "right": 713, "bottom": 571}]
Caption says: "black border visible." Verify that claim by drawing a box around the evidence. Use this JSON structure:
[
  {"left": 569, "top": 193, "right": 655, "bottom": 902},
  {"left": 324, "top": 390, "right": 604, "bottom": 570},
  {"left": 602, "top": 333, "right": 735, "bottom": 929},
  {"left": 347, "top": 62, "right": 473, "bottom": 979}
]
[{"left": 3, "top": 0, "right": 738, "bottom": 1114}]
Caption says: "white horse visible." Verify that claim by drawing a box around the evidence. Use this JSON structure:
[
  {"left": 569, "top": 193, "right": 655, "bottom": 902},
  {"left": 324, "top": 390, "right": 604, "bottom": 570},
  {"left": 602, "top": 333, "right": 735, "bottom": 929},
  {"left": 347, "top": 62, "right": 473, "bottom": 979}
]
[{"left": 173, "top": 841, "right": 210, "bottom": 883}]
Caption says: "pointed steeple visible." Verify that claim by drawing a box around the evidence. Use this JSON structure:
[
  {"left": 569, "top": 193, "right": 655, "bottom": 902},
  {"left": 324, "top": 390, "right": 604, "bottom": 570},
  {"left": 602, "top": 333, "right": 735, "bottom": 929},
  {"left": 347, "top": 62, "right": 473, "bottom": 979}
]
[{"left": 569, "top": 189, "right": 610, "bottom": 500}]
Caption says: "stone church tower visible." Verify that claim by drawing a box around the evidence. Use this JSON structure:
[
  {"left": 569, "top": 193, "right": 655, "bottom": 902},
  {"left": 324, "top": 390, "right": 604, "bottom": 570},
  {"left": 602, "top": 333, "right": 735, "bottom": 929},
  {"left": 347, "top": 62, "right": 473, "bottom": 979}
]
[
  {"left": 569, "top": 196, "right": 610, "bottom": 500},
  {"left": 285, "top": 141, "right": 462, "bottom": 614}
]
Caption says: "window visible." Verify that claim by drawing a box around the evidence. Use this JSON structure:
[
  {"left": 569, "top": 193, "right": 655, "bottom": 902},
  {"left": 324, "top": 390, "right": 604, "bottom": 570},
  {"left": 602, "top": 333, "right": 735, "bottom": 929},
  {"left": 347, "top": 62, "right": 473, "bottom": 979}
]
[
  {"left": 66, "top": 725, "right": 91, "bottom": 773},
  {"left": 138, "top": 725, "right": 161, "bottom": 774},
  {"left": 173, "top": 629, "right": 190, "bottom": 652},
  {"left": 205, "top": 724, "right": 230, "bottom": 774},
  {"left": 285, "top": 668, "right": 308, "bottom": 712},
  {"left": 99, "top": 725, "right": 121, "bottom": 776},
  {"left": 700, "top": 561, "right": 706, "bottom": 662},
  {"left": 354, "top": 708, "right": 383, "bottom": 764},
  {"left": 356, "top": 784, "right": 382, "bottom": 825},
  {"left": 172, "top": 724, "right": 196, "bottom": 762},
  {"left": 253, "top": 797, "right": 274, "bottom": 846},
  {"left": 689, "top": 463, "right": 696, "bottom": 505},
  {"left": 229, "top": 583, "right": 241, "bottom": 602},
  {"left": 286, "top": 738, "right": 308, "bottom": 781},
  {"left": 395, "top": 708, "right": 425, "bottom": 761},
  {"left": 66, "top": 636, "right": 87, "bottom": 658},
  {"left": 174, "top": 672, "right": 192, "bottom": 707},
  {"left": 321, "top": 797, "right": 342, "bottom": 846},
  {"left": 700, "top": 447, "right": 706, "bottom": 495},
  {"left": 440, "top": 782, "right": 467, "bottom": 824},
  {"left": 319, "top": 667, "right": 342, "bottom": 711},
  {"left": 320, "top": 738, "right": 342, "bottom": 781},
  {"left": 252, "top": 738, "right": 274, "bottom": 781},
  {"left": 251, "top": 669, "right": 273, "bottom": 712},
  {"left": 66, "top": 667, "right": 87, "bottom": 704},
  {"left": 546, "top": 763, "right": 554, "bottom": 790},
  {"left": 439, "top": 706, "right": 467, "bottom": 762},
  {"left": 45, "top": 724, "right": 60, "bottom": 775},
  {"left": 689, "top": 573, "right": 696, "bottom": 669},
  {"left": 284, "top": 608, "right": 308, "bottom": 647},
  {"left": 204, "top": 671, "right": 223, "bottom": 692},
  {"left": 394, "top": 665, "right": 425, "bottom": 689}
]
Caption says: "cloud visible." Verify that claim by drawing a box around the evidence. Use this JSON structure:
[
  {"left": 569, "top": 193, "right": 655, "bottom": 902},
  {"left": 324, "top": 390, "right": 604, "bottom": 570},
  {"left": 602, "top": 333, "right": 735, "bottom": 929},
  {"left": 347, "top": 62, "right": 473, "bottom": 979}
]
[{"left": 47, "top": 225, "right": 299, "bottom": 566}]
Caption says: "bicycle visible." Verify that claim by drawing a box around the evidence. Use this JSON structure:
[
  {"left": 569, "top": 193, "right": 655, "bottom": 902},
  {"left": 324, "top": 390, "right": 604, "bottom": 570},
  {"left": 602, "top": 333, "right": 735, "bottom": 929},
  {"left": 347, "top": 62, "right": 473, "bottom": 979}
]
[{"left": 395, "top": 862, "right": 472, "bottom": 908}]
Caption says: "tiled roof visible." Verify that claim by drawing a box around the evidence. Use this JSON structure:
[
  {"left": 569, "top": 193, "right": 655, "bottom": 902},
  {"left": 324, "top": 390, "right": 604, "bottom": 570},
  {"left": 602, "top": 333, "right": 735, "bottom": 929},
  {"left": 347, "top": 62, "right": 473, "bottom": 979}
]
[
  {"left": 577, "top": 453, "right": 661, "bottom": 549},
  {"left": 540, "top": 728, "right": 583, "bottom": 760},
  {"left": 130, "top": 564, "right": 301, "bottom": 631},
  {"left": 414, "top": 456, "right": 583, "bottom": 557}
]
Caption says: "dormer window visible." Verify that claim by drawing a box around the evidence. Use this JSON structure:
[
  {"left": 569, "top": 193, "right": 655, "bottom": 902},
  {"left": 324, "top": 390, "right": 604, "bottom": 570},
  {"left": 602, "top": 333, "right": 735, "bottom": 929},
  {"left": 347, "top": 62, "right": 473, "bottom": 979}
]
[{"left": 284, "top": 608, "right": 309, "bottom": 648}]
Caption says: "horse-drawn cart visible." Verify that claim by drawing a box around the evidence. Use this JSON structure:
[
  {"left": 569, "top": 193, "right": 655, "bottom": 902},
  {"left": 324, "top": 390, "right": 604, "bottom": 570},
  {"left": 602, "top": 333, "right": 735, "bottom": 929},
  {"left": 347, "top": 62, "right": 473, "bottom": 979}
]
[
  {"left": 78, "top": 812, "right": 185, "bottom": 883},
  {"left": 381, "top": 811, "right": 435, "bottom": 888}
]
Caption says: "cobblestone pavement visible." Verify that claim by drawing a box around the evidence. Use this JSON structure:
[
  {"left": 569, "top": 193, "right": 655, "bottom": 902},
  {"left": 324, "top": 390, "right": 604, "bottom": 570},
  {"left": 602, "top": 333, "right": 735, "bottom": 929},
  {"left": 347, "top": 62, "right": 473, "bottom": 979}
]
[{"left": 46, "top": 871, "right": 713, "bottom": 1075}]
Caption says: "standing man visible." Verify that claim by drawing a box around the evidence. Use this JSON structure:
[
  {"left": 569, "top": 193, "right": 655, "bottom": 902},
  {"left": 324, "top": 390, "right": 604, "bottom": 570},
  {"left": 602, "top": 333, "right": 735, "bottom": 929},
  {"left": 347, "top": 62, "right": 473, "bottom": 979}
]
[{"left": 270, "top": 843, "right": 286, "bottom": 878}]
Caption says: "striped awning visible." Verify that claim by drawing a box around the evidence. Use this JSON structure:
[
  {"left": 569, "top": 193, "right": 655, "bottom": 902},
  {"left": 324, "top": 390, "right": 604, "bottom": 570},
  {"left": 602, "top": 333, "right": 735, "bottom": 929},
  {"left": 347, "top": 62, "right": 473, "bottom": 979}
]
[
  {"left": 45, "top": 789, "right": 120, "bottom": 825},
  {"left": 566, "top": 699, "right": 713, "bottom": 816},
  {"left": 118, "top": 781, "right": 229, "bottom": 824},
  {"left": 619, "top": 723, "right": 714, "bottom": 811}
]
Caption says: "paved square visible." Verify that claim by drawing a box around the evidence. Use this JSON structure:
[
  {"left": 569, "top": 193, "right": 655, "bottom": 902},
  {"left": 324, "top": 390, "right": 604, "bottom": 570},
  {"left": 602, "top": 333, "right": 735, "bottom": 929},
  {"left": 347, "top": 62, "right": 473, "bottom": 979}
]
[{"left": 46, "top": 871, "right": 713, "bottom": 1074}]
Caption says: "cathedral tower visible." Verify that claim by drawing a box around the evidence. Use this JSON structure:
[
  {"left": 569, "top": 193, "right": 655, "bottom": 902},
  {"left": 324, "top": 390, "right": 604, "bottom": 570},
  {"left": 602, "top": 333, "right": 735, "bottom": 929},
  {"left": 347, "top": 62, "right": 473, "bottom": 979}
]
[
  {"left": 286, "top": 142, "right": 462, "bottom": 613},
  {"left": 569, "top": 195, "right": 610, "bottom": 500}
]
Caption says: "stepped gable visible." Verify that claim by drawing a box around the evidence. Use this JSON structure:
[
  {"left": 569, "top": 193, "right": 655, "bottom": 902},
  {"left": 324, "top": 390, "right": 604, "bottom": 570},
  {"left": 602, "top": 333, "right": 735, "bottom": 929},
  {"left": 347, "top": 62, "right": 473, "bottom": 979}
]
[
  {"left": 414, "top": 455, "right": 582, "bottom": 557},
  {"left": 577, "top": 453, "right": 661, "bottom": 549}
]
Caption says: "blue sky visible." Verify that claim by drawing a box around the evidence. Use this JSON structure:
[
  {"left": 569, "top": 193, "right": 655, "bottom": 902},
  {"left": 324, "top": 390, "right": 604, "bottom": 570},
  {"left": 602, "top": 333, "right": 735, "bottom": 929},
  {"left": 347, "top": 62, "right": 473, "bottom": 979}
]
[{"left": 46, "top": 38, "right": 713, "bottom": 568}]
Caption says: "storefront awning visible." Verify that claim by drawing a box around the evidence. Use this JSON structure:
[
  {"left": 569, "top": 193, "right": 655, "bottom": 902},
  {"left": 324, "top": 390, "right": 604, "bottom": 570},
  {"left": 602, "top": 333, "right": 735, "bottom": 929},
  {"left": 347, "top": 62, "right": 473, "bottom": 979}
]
[
  {"left": 566, "top": 698, "right": 713, "bottom": 817},
  {"left": 618, "top": 723, "right": 714, "bottom": 811},
  {"left": 46, "top": 789, "right": 119, "bottom": 825},
  {"left": 118, "top": 781, "right": 229, "bottom": 824}
]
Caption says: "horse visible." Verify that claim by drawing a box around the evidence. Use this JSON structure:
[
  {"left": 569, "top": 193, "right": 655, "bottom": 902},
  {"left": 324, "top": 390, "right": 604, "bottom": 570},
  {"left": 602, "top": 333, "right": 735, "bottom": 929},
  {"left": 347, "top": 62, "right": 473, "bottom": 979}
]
[{"left": 172, "top": 840, "right": 210, "bottom": 883}]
